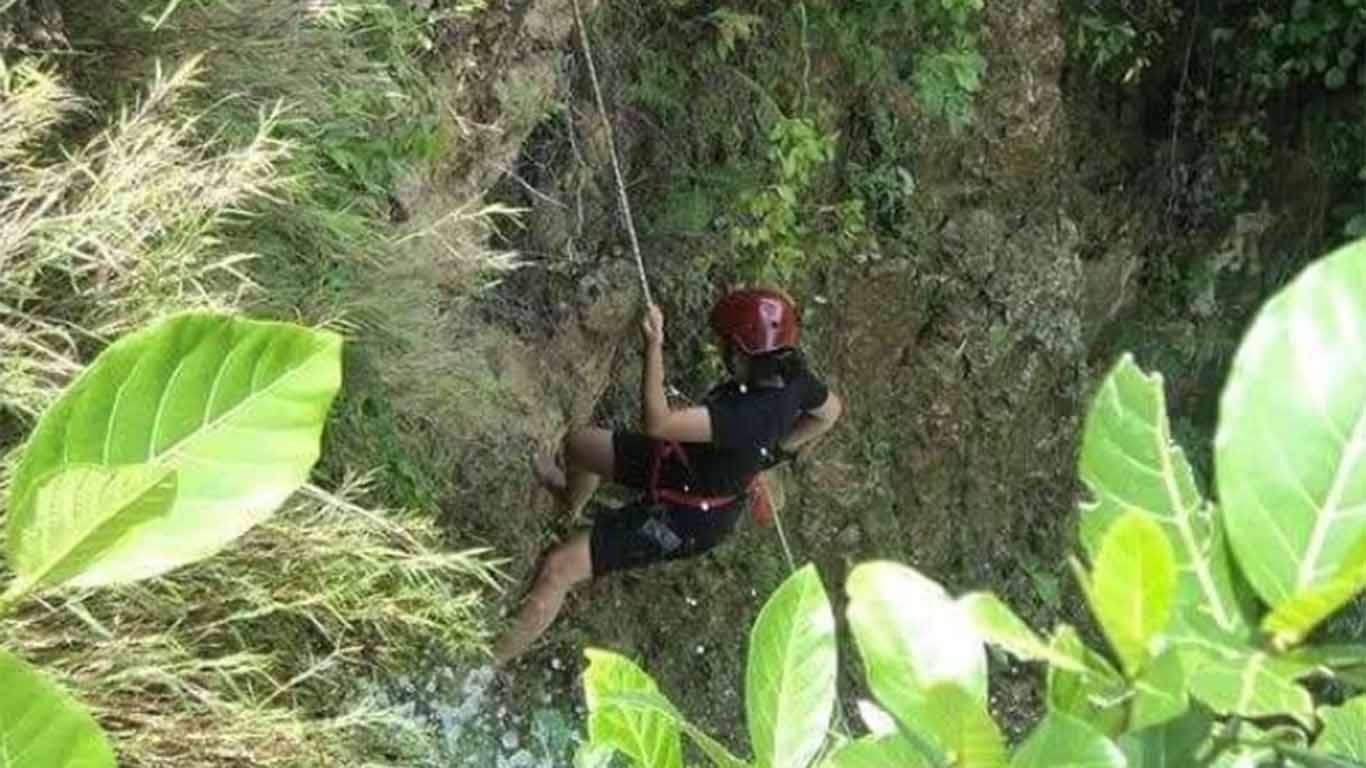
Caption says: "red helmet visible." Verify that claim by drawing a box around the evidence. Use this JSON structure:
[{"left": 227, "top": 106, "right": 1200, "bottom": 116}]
[{"left": 709, "top": 288, "right": 800, "bottom": 355}]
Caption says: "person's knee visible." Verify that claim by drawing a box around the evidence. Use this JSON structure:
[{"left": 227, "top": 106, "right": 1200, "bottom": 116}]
[
  {"left": 563, "top": 428, "right": 612, "bottom": 476},
  {"left": 539, "top": 541, "right": 590, "bottom": 589},
  {"left": 562, "top": 429, "right": 593, "bottom": 464}
]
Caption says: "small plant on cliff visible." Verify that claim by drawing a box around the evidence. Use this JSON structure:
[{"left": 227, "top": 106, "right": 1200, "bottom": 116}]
[
  {"left": 730, "top": 117, "right": 866, "bottom": 285},
  {"left": 911, "top": 0, "right": 986, "bottom": 129},
  {"left": 576, "top": 238, "right": 1366, "bottom": 767}
]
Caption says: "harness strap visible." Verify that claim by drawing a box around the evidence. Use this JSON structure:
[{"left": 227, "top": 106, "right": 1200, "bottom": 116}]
[{"left": 647, "top": 439, "right": 768, "bottom": 518}]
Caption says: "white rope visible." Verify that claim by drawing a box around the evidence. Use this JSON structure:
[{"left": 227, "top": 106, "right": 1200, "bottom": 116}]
[
  {"left": 770, "top": 500, "right": 798, "bottom": 573},
  {"left": 570, "top": 0, "right": 653, "bottom": 307}
]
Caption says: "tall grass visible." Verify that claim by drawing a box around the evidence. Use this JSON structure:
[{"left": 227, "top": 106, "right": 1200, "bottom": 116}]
[
  {"left": 1, "top": 2, "right": 513, "bottom": 765},
  {"left": 0, "top": 57, "right": 284, "bottom": 421},
  {"left": 7, "top": 474, "right": 498, "bottom": 768}
]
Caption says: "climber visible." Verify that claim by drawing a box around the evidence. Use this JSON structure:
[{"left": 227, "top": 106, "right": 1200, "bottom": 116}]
[{"left": 492, "top": 287, "right": 843, "bottom": 665}]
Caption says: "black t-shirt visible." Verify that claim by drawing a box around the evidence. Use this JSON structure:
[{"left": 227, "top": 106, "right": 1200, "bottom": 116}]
[{"left": 665, "top": 371, "right": 830, "bottom": 495}]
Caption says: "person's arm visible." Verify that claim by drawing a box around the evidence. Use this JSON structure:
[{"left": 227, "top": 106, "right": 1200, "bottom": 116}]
[
  {"left": 641, "top": 304, "right": 713, "bottom": 442},
  {"left": 780, "top": 392, "right": 843, "bottom": 453}
]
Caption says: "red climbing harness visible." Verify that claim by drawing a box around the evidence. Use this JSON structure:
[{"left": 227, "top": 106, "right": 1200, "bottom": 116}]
[{"left": 646, "top": 440, "right": 775, "bottom": 526}]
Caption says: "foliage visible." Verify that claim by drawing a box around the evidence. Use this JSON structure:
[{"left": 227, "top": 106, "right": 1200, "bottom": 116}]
[
  {"left": 5, "top": 313, "right": 342, "bottom": 600},
  {"left": 1071, "top": 0, "right": 1366, "bottom": 97},
  {"left": 0, "top": 647, "right": 115, "bottom": 768},
  {"left": 579, "top": 239, "right": 1366, "bottom": 767},
  {"left": 730, "top": 117, "right": 865, "bottom": 285},
  {"left": 708, "top": 9, "right": 765, "bottom": 62},
  {"left": 909, "top": 0, "right": 987, "bottom": 129},
  {"left": 1235, "top": 0, "right": 1366, "bottom": 95},
  {"left": 824, "top": 0, "right": 986, "bottom": 126},
  {"left": 0, "top": 312, "right": 339, "bottom": 767},
  {"left": 1068, "top": 0, "right": 1181, "bottom": 83},
  {"left": 746, "top": 564, "right": 837, "bottom": 768},
  {"left": 912, "top": 47, "right": 986, "bottom": 129}
]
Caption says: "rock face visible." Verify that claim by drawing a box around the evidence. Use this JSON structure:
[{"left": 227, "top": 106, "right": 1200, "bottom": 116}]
[{"left": 818, "top": 207, "right": 1084, "bottom": 590}]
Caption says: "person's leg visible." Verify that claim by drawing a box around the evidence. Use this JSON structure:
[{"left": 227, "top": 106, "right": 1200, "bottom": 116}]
[
  {"left": 532, "top": 427, "right": 616, "bottom": 516},
  {"left": 562, "top": 428, "right": 613, "bottom": 515},
  {"left": 492, "top": 533, "right": 592, "bottom": 666}
]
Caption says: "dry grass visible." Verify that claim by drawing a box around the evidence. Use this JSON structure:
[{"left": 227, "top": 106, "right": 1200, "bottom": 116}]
[{"left": 0, "top": 56, "right": 286, "bottom": 421}]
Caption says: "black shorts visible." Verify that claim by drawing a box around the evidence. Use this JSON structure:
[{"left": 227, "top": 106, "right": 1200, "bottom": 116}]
[{"left": 589, "top": 431, "right": 742, "bottom": 577}]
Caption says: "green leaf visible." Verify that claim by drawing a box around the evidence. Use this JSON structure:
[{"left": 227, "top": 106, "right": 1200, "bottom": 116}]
[
  {"left": 1317, "top": 696, "right": 1366, "bottom": 760},
  {"left": 1081, "top": 511, "right": 1178, "bottom": 677},
  {"left": 591, "top": 689, "right": 745, "bottom": 768},
  {"left": 1278, "top": 744, "right": 1366, "bottom": 768},
  {"left": 1079, "top": 355, "right": 1248, "bottom": 636},
  {"left": 958, "top": 592, "right": 1087, "bottom": 672},
  {"left": 8, "top": 313, "right": 342, "bottom": 587},
  {"left": 1286, "top": 643, "right": 1366, "bottom": 670},
  {"left": 0, "top": 648, "right": 115, "bottom": 768},
  {"left": 1009, "top": 713, "right": 1126, "bottom": 768},
  {"left": 922, "top": 683, "right": 1006, "bottom": 768},
  {"left": 582, "top": 651, "right": 684, "bottom": 768},
  {"left": 747, "top": 564, "right": 837, "bottom": 768},
  {"left": 1187, "top": 650, "right": 1314, "bottom": 727},
  {"left": 846, "top": 561, "right": 987, "bottom": 728},
  {"left": 1045, "top": 626, "right": 1127, "bottom": 737},
  {"left": 1264, "top": 534, "right": 1366, "bottom": 647},
  {"left": 1217, "top": 239, "right": 1366, "bottom": 607},
  {"left": 820, "top": 735, "right": 932, "bottom": 768},
  {"left": 6, "top": 463, "right": 176, "bottom": 595},
  {"left": 1131, "top": 649, "right": 1189, "bottom": 731},
  {"left": 1118, "top": 709, "right": 1213, "bottom": 768},
  {"left": 1284, "top": 643, "right": 1366, "bottom": 687}
]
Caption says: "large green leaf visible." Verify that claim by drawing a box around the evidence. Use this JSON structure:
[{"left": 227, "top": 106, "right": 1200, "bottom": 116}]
[
  {"left": 1080, "top": 354, "right": 1249, "bottom": 636},
  {"left": 1217, "top": 239, "right": 1366, "bottom": 607},
  {"left": 1130, "top": 650, "right": 1189, "bottom": 731},
  {"left": 921, "top": 683, "right": 1006, "bottom": 768},
  {"left": 747, "top": 564, "right": 837, "bottom": 768},
  {"left": 582, "top": 650, "right": 684, "bottom": 768},
  {"left": 1264, "top": 534, "right": 1366, "bottom": 648},
  {"left": 958, "top": 592, "right": 1086, "bottom": 672},
  {"left": 1317, "top": 696, "right": 1366, "bottom": 761},
  {"left": 0, "top": 648, "right": 114, "bottom": 768},
  {"left": 1279, "top": 746, "right": 1366, "bottom": 768},
  {"left": 1186, "top": 650, "right": 1314, "bottom": 727},
  {"left": 1118, "top": 709, "right": 1213, "bottom": 768},
  {"left": 846, "top": 562, "right": 987, "bottom": 728},
  {"left": 1045, "top": 626, "right": 1127, "bottom": 738},
  {"left": 4, "top": 464, "right": 176, "bottom": 597},
  {"left": 7, "top": 313, "right": 342, "bottom": 587},
  {"left": 1009, "top": 713, "right": 1126, "bottom": 768},
  {"left": 819, "top": 735, "right": 932, "bottom": 768},
  {"left": 1080, "top": 511, "right": 1178, "bottom": 677},
  {"left": 591, "top": 690, "right": 746, "bottom": 768},
  {"left": 1285, "top": 643, "right": 1366, "bottom": 688}
]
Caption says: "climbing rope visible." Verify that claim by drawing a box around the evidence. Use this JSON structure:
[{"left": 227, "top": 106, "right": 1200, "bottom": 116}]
[{"left": 570, "top": 0, "right": 653, "bottom": 307}]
